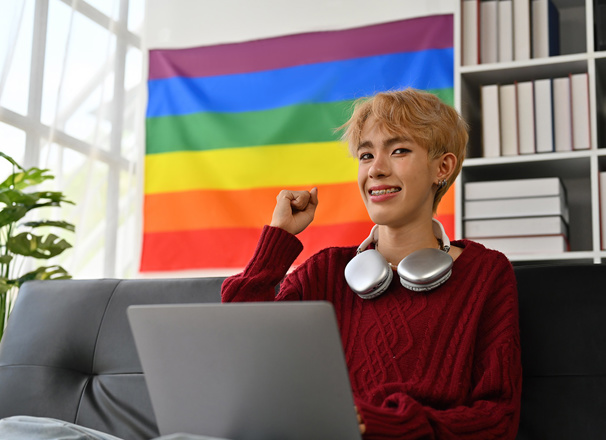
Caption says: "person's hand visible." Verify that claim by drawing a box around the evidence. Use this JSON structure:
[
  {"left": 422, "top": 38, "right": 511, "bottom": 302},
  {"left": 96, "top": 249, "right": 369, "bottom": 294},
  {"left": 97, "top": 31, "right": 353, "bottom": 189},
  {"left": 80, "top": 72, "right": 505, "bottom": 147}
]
[
  {"left": 269, "top": 188, "right": 318, "bottom": 236},
  {"left": 355, "top": 406, "right": 366, "bottom": 435}
]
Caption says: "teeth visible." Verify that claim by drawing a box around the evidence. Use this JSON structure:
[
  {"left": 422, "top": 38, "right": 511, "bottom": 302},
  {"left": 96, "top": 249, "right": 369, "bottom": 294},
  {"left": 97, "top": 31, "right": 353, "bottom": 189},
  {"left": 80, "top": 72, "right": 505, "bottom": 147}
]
[{"left": 370, "top": 188, "right": 400, "bottom": 196}]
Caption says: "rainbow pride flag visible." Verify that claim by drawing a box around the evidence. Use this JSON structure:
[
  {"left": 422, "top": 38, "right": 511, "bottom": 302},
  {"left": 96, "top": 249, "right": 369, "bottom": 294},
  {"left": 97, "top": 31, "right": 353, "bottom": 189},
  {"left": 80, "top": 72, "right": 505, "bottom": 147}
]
[{"left": 141, "top": 15, "right": 454, "bottom": 271}]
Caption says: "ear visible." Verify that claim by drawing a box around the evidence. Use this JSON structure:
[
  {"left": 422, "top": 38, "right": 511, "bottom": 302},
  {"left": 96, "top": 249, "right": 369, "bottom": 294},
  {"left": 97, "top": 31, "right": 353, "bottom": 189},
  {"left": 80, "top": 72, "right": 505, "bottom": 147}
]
[{"left": 434, "top": 152, "right": 457, "bottom": 183}]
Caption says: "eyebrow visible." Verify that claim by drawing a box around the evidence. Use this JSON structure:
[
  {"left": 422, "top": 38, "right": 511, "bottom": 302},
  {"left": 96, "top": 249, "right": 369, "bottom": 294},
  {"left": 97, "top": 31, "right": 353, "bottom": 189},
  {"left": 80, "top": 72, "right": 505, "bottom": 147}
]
[{"left": 356, "top": 136, "right": 412, "bottom": 152}]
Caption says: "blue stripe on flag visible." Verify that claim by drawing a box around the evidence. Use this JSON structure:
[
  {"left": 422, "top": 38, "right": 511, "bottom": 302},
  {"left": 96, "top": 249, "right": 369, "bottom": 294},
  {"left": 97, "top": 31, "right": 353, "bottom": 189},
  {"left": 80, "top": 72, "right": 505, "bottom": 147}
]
[{"left": 147, "top": 48, "right": 453, "bottom": 118}]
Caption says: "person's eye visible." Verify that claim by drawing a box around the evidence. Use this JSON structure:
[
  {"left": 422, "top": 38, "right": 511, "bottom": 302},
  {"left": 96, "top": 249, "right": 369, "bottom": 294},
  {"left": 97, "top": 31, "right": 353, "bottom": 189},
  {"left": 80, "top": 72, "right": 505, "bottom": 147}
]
[
  {"left": 393, "top": 148, "right": 411, "bottom": 155},
  {"left": 359, "top": 152, "right": 373, "bottom": 161}
]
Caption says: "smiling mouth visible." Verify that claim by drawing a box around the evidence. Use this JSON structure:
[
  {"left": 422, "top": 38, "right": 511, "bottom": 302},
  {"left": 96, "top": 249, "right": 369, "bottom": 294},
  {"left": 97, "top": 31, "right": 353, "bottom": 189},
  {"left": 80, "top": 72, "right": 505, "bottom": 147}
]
[{"left": 369, "top": 188, "right": 401, "bottom": 196}]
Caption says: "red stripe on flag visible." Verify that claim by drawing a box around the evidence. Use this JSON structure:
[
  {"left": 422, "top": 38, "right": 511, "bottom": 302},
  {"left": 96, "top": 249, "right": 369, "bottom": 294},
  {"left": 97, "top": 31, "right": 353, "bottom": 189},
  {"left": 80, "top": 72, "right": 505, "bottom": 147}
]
[{"left": 140, "top": 222, "right": 374, "bottom": 272}]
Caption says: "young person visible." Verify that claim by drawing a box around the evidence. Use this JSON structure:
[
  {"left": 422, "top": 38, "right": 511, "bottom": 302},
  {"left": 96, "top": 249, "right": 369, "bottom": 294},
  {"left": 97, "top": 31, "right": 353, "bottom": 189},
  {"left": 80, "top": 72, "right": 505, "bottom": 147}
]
[{"left": 221, "top": 88, "right": 522, "bottom": 439}]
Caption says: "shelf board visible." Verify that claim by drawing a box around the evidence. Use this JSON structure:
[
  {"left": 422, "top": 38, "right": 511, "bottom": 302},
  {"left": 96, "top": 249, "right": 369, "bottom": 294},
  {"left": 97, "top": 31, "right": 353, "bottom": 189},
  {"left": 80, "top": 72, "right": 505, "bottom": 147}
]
[
  {"left": 461, "top": 53, "right": 590, "bottom": 74},
  {"left": 508, "top": 250, "right": 599, "bottom": 263},
  {"left": 464, "top": 150, "right": 592, "bottom": 167},
  {"left": 460, "top": 55, "right": 589, "bottom": 84}
]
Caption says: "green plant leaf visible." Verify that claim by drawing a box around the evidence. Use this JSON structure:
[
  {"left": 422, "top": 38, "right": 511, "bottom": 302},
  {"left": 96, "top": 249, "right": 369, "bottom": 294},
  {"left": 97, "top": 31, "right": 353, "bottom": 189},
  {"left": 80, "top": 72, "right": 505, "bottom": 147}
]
[
  {"left": 0, "top": 277, "right": 14, "bottom": 295},
  {"left": 31, "top": 191, "right": 75, "bottom": 206},
  {"left": 7, "top": 232, "right": 72, "bottom": 259},
  {"left": 22, "top": 220, "right": 76, "bottom": 232},
  {"left": 0, "top": 205, "right": 28, "bottom": 227},
  {"left": 0, "top": 167, "right": 54, "bottom": 190},
  {"left": 0, "top": 152, "right": 25, "bottom": 172},
  {"left": 0, "top": 188, "right": 40, "bottom": 206},
  {"left": 0, "top": 255, "right": 13, "bottom": 265},
  {"left": 17, "top": 265, "right": 71, "bottom": 286}
]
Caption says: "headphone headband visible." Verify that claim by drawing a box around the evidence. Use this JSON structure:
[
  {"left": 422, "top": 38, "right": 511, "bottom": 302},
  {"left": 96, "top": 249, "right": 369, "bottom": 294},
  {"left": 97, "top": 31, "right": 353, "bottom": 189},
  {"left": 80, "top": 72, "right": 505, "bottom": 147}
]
[{"left": 356, "top": 219, "right": 450, "bottom": 254}]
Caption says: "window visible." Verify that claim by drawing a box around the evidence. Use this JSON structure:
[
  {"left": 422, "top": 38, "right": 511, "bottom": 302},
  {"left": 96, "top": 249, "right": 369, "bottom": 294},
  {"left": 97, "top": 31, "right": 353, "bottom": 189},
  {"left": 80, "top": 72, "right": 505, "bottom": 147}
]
[{"left": 0, "top": 0, "right": 145, "bottom": 278}]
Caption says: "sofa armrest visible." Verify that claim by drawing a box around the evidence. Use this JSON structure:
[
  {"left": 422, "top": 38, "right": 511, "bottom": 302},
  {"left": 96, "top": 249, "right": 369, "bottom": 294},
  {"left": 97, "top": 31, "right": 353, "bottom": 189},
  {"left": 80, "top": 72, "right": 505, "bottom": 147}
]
[{"left": 0, "top": 277, "right": 224, "bottom": 440}]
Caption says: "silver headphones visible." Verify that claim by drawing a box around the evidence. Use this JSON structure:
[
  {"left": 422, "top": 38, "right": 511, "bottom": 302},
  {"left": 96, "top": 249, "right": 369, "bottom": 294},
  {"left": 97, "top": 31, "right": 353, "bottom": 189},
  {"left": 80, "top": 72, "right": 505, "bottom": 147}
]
[{"left": 344, "top": 219, "right": 453, "bottom": 299}]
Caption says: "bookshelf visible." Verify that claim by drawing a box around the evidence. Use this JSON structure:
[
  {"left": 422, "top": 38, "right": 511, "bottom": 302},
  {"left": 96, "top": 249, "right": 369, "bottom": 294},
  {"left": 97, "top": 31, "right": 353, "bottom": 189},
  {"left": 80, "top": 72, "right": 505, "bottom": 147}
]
[{"left": 454, "top": 0, "right": 606, "bottom": 264}]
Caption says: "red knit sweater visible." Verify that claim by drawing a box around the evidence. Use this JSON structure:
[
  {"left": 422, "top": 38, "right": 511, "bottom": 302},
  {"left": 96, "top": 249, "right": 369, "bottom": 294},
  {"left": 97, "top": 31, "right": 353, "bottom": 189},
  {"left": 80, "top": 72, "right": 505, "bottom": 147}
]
[{"left": 222, "top": 226, "right": 522, "bottom": 439}]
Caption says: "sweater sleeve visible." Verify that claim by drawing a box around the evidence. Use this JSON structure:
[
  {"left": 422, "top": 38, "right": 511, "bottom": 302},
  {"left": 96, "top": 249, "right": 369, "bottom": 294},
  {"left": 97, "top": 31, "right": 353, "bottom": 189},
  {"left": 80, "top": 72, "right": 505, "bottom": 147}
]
[
  {"left": 356, "top": 259, "right": 522, "bottom": 440},
  {"left": 221, "top": 226, "right": 305, "bottom": 302}
]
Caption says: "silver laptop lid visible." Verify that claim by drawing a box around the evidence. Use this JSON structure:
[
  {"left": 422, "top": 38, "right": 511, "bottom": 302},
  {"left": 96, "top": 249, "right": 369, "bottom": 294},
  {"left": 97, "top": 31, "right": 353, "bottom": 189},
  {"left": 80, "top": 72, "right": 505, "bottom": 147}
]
[{"left": 127, "top": 302, "right": 362, "bottom": 440}]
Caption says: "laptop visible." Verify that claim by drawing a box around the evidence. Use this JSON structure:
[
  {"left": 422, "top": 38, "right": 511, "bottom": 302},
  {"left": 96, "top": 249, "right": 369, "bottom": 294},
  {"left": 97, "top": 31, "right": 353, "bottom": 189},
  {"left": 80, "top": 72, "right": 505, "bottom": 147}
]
[{"left": 127, "top": 301, "right": 362, "bottom": 440}]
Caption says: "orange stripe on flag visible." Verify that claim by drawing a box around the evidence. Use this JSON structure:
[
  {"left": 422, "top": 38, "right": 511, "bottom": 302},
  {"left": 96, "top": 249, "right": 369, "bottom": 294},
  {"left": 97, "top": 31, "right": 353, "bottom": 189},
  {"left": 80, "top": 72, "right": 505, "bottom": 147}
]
[
  {"left": 435, "top": 186, "right": 455, "bottom": 239},
  {"left": 143, "top": 182, "right": 369, "bottom": 233},
  {"left": 436, "top": 186, "right": 455, "bottom": 216},
  {"left": 140, "top": 221, "right": 374, "bottom": 271}
]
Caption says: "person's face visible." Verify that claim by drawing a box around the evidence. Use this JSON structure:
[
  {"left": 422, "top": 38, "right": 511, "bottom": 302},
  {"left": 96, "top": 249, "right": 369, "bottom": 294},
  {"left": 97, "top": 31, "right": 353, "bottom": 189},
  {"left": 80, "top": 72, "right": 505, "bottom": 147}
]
[{"left": 356, "top": 117, "right": 440, "bottom": 228}]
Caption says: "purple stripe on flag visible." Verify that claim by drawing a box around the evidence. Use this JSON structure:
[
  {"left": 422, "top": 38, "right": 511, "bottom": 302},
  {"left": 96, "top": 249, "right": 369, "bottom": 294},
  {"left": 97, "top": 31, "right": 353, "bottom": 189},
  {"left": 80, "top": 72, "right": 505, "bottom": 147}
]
[{"left": 149, "top": 15, "right": 453, "bottom": 80}]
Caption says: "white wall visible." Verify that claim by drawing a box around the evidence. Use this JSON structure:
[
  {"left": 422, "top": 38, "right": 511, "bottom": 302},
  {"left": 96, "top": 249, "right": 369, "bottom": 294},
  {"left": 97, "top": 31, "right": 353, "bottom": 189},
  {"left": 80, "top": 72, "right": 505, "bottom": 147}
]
[{"left": 145, "top": 0, "right": 456, "bottom": 49}]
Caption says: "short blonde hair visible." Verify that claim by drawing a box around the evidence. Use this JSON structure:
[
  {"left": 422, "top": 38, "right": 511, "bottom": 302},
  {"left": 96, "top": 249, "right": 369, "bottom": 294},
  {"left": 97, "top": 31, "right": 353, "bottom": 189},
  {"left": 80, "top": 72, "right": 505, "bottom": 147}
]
[{"left": 340, "top": 88, "right": 469, "bottom": 212}]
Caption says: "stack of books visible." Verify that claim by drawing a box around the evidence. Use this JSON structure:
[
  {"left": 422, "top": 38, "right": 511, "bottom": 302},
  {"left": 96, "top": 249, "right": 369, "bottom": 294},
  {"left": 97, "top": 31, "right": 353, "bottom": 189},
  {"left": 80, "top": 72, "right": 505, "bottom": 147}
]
[
  {"left": 462, "top": 0, "right": 560, "bottom": 65},
  {"left": 463, "top": 177, "right": 569, "bottom": 255},
  {"left": 481, "top": 73, "right": 591, "bottom": 158}
]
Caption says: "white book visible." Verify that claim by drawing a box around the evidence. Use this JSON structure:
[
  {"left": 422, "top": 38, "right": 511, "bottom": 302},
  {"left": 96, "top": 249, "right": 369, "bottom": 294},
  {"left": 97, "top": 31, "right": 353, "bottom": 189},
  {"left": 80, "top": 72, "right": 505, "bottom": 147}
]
[
  {"left": 499, "top": 84, "right": 518, "bottom": 156},
  {"left": 475, "top": 234, "right": 568, "bottom": 255},
  {"left": 464, "top": 177, "right": 564, "bottom": 200},
  {"left": 463, "top": 0, "right": 479, "bottom": 66},
  {"left": 513, "top": 0, "right": 531, "bottom": 60},
  {"left": 516, "top": 81, "right": 535, "bottom": 154},
  {"left": 498, "top": 0, "right": 514, "bottom": 62},
  {"left": 481, "top": 84, "right": 501, "bottom": 157},
  {"left": 464, "top": 194, "right": 569, "bottom": 222},
  {"left": 534, "top": 78, "right": 554, "bottom": 153},
  {"left": 531, "top": 0, "right": 560, "bottom": 58},
  {"left": 464, "top": 215, "right": 567, "bottom": 238},
  {"left": 480, "top": 1, "right": 499, "bottom": 64},
  {"left": 552, "top": 77, "right": 573, "bottom": 152},
  {"left": 570, "top": 73, "right": 591, "bottom": 150},
  {"left": 600, "top": 172, "right": 606, "bottom": 250}
]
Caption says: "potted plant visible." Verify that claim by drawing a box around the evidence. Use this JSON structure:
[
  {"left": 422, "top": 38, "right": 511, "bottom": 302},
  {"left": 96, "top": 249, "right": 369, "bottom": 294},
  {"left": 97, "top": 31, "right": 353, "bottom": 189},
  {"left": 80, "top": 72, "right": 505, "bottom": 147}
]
[{"left": 0, "top": 152, "right": 75, "bottom": 340}]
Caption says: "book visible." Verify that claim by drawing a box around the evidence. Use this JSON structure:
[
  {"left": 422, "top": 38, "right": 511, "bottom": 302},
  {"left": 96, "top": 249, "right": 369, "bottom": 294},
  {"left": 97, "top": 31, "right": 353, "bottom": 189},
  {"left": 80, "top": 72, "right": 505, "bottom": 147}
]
[
  {"left": 463, "top": 0, "right": 480, "bottom": 65},
  {"left": 595, "top": 0, "right": 606, "bottom": 51},
  {"left": 481, "top": 84, "right": 501, "bottom": 157},
  {"left": 480, "top": 0, "right": 499, "bottom": 64},
  {"left": 601, "top": 171, "right": 606, "bottom": 249},
  {"left": 474, "top": 234, "right": 568, "bottom": 254},
  {"left": 552, "top": 76, "right": 573, "bottom": 152},
  {"left": 570, "top": 73, "right": 591, "bottom": 150},
  {"left": 498, "top": 0, "right": 514, "bottom": 62},
  {"left": 499, "top": 84, "right": 518, "bottom": 156},
  {"left": 534, "top": 78, "right": 554, "bottom": 153},
  {"left": 600, "top": 171, "right": 606, "bottom": 249},
  {"left": 464, "top": 215, "right": 567, "bottom": 238},
  {"left": 598, "top": 171, "right": 606, "bottom": 249},
  {"left": 513, "top": 0, "right": 531, "bottom": 60},
  {"left": 464, "top": 177, "right": 565, "bottom": 200},
  {"left": 516, "top": 81, "right": 535, "bottom": 154},
  {"left": 531, "top": 0, "right": 560, "bottom": 58},
  {"left": 464, "top": 194, "right": 569, "bottom": 222}
]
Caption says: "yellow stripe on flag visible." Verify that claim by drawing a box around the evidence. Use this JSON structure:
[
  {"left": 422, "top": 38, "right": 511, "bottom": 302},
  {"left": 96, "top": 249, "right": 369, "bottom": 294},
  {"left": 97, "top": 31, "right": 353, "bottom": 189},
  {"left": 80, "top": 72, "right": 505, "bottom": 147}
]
[{"left": 144, "top": 142, "right": 357, "bottom": 194}]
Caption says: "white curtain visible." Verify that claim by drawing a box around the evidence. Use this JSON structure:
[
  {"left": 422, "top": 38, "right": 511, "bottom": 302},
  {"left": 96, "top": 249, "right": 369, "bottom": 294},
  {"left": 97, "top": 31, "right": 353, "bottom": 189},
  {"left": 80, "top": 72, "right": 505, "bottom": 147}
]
[{"left": 0, "top": 0, "right": 145, "bottom": 279}]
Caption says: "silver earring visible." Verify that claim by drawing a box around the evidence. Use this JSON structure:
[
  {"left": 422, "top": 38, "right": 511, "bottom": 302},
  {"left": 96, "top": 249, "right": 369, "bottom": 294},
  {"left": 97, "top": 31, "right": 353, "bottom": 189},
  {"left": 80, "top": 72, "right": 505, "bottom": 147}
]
[{"left": 438, "top": 180, "right": 447, "bottom": 189}]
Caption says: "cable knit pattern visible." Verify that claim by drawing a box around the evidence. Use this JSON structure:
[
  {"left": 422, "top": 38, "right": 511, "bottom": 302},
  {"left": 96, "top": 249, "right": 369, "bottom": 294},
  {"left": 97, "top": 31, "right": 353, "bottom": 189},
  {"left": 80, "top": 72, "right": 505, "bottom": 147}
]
[{"left": 222, "top": 226, "right": 522, "bottom": 439}]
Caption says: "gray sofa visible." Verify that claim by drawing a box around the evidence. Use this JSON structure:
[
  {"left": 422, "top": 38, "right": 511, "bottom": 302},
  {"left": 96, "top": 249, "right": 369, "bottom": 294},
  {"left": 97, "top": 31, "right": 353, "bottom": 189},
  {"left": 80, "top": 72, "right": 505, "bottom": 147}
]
[{"left": 0, "top": 265, "right": 604, "bottom": 439}]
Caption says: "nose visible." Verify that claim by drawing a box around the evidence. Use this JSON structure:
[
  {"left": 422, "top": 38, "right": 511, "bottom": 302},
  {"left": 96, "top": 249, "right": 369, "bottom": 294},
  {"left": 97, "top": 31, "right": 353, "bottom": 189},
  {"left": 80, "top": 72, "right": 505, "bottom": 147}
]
[{"left": 369, "top": 152, "right": 390, "bottom": 178}]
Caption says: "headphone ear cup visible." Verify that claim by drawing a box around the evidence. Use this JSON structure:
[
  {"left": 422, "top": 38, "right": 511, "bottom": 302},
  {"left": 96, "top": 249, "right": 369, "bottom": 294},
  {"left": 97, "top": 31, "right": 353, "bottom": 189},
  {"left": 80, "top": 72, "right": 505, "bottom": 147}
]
[
  {"left": 397, "top": 248, "right": 453, "bottom": 292},
  {"left": 345, "top": 249, "right": 393, "bottom": 299}
]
